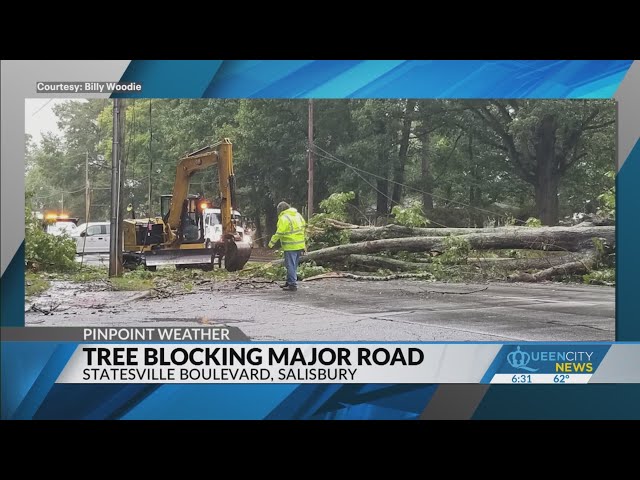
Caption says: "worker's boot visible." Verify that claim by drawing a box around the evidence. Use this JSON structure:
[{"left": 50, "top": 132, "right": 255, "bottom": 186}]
[
  {"left": 279, "top": 282, "right": 289, "bottom": 289},
  {"left": 283, "top": 284, "right": 298, "bottom": 292}
]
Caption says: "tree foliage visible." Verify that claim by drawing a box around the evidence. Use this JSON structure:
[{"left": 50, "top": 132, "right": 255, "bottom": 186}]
[
  {"left": 26, "top": 99, "right": 615, "bottom": 244},
  {"left": 391, "top": 203, "right": 430, "bottom": 228},
  {"left": 25, "top": 193, "right": 77, "bottom": 272}
]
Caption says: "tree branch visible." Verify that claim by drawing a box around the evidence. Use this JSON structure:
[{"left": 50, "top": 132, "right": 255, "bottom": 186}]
[
  {"left": 455, "top": 122, "right": 507, "bottom": 152},
  {"left": 560, "top": 151, "right": 587, "bottom": 175},
  {"left": 472, "top": 107, "right": 532, "bottom": 183},
  {"left": 490, "top": 100, "right": 514, "bottom": 123},
  {"left": 583, "top": 119, "right": 616, "bottom": 131},
  {"left": 433, "top": 132, "right": 464, "bottom": 183},
  {"left": 581, "top": 107, "right": 600, "bottom": 127},
  {"left": 510, "top": 159, "right": 537, "bottom": 184},
  {"left": 475, "top": 107, "right": 518, "bottom": 155}
]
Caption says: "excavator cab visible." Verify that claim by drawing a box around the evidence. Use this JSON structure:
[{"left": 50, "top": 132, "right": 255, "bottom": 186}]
[{"left": 161, "top": 194, "right": 205, "bottom": 243}]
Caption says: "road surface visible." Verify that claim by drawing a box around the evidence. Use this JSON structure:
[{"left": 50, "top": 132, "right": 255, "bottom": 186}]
[
  {"left": 76, "top": 249, "right": 274, "bottom": 267},
  {"left": 25, "top": 278, "right": 615, "bottom": 341}
]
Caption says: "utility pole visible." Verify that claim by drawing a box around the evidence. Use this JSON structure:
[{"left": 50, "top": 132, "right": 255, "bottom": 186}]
[
  {"left": 85, "top": 151, "right": 90, "bottom": 224},
  {"left": 60, "top": 192, "right": 64, "bottom": 214},
  {"left": 148, "top": 99, "right": 153, "bottom": 218},
  {"left": 307, "top": 99, "right": 314, "bottom": 219},
  {"left": 109, "top": 99, "right": 124, "bottom": 277}
]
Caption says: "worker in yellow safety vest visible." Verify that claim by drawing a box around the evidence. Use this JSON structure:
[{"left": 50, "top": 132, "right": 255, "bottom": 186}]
[{"left": 268, "top": 201, "right": 306, "bottom": 291}]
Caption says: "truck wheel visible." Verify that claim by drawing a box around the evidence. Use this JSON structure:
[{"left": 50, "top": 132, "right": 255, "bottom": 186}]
[{"left": 146, "top": 265, "right": 157, "bottom": 272}]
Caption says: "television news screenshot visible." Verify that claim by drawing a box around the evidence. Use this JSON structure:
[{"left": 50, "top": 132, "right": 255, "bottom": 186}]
[{"left": 2, "top": 60, "right": 639, "bottom": 420}]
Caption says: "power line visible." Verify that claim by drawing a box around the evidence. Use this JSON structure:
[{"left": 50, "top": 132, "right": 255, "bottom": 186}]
[
  {"left": 311, "top": 143, "right": 527, "bottom": 225},
  {"left": 332, "top": 158, "right": 449, "bottom": 229},
  {"left": 34, "top": 185, "right": 111, "bottom": 200},
  {"left": 148, "top": 99, "right": 153, "bottom": 218},
  {"left": 34, "top": 186, "right": 86, "bottom": 198},
  {"left": 131, "top": 99, "right": 137, "bottom": 187},
  {"left": 31, "top": 99, "right": 53, "bottom": 117}
]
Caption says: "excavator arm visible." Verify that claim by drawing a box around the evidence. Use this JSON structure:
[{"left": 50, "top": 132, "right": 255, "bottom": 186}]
[
  {"left": 167, "top": 138, "right": 236, "bottom": 243},
  {"left": 164, "top": 138, "right": 250, "bottom": 271}
]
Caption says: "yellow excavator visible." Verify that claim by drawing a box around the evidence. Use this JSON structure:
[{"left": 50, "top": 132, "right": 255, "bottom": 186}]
[{"left": 122, "top": 138, "right": 251, "bottom": 271}]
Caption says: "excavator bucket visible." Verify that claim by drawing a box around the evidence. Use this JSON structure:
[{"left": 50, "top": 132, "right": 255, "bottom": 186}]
[
  {"left": 145, "top": 248, "right": 214, "bottom": 268},
  {"left": 225, "top": 240, "right": 252, "bottom": 271}
]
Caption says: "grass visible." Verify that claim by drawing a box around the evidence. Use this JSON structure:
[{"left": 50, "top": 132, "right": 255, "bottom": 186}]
[
  {"left": 246, "top": 262, "right": 330, "bottom": 281},
  {"left": 583, "top": 268, "right": 615, "bottom": 286},
  {"left": 32, "top": 264, "right": 235, "bottom": 293},
  {"left": 34, "top": 266, "right": 109, "bottom": 283},
  {"left": 110, "top": 266, "right": 234, "bottom": 291},
  {"left": 109, "top": 277, "right": 154, "bottom": 291},
  {"left": 25, "top": 273, "right": 50, "bottom": 297}
]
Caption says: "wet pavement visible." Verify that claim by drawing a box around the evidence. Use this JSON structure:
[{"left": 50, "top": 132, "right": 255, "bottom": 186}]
[{"left": 25, "top": 278, "right": 615, "bottom": 341}]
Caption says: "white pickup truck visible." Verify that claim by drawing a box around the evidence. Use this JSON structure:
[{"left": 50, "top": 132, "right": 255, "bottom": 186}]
[{"left": 202, "top": 208, "right": 253, "bottom": 248}]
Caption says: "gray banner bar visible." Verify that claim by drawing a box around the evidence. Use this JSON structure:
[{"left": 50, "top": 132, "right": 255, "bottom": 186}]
[
  {"left": 1, "top": 326, "right": 249, "bottom": 342},
  {"left": 590, "top": 344, "right": 640, "bottom": 383},
  {"left": 420, "top": 384, "right": 490, "bottom": 420},
  {"left": 614, "top": 60, "right": 640, "bottom": 169}
]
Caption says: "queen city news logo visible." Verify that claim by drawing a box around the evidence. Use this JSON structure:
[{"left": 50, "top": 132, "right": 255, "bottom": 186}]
[{"left": 506, "top": 346, "right": 594, "bottom": 373}]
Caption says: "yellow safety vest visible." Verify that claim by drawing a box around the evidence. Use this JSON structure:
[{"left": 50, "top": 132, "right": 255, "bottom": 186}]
[{"left": 269, "top": 208, "right": 306, "bottom": 251}]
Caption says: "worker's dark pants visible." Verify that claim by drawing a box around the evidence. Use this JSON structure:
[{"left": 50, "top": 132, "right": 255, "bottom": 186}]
[{"left": 284, "top": 250, "right": 303, "bottom": 287}]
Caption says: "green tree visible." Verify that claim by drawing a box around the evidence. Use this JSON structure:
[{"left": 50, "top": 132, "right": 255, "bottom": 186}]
[{"left": 461, "top": 99, "right": 615, "bottom": 225}]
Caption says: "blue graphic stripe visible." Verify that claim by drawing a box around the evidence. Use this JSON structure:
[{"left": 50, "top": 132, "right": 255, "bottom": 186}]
[
  {"left": 249, "top": 60, "right": 364, "bottom": 98},
  {"left": 10, "top": 343, "right": 77, "bottom": 419},
  {"left": 121, "top": 384, "right": 298, "bottom": 420},
  {"left": 114, "top": 60, "right": 632, "bottom": 99},
  {"left": 1, "top": 241, "right": 25, "bottom": 327},
  {"left": 305, "top": 60, "right": 407, "bottom": 98},
  {"left": 617, "top": 139, "right": 640, "bottom": 340},
  {"left": 204, "top": 60, "right": 321, "bottom": 97},
  {"left": 480, "top": 346, "right": 510, "bottom": 383},
  {"left": 266, "top": 384, "right": 438, "bottom": 420},
  {"left": 113, "top": 60, "right": 223, "bottom": 98},
  {"left": 473, "top": 384, "right": 640, "bottom": 420},
  {"left": 1, "top": 341, "right": 59, "bottom": 419},
  {"left": 33, "top": 384, "right": 160, "bottom": 420},
  {"left": 198, "top": 60, "right": 632, "bottom": 98}
]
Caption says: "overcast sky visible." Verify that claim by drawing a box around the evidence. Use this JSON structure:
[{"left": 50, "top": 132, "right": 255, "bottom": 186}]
[{"left": 25, "top": 98, "right": 85, "bottom": 144}]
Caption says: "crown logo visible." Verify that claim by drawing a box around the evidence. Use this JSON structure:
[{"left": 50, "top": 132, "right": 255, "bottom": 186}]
[{"left": 507, "top": 346, "right": 538, "bottom": 372}]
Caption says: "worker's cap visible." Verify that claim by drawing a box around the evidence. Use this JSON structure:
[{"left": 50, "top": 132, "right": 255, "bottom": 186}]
[{"left": 277, "top": 201, "right": 290, "bottom": 214}]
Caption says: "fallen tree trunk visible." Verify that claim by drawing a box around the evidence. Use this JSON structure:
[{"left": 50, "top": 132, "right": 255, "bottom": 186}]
[
  {"left": 300, "top": 226, "right": 613, "bottom": 265},
  {"left": 348, "top": 224, "right": 493, "bottom": 241},
  {"left": 508, "top": 256, "right": 595, "bottom": 282},
  {"left": 345, "top": 223, "right": 612, "bottom": 242},
  {"left": 303, "top": 271, "right": 434, "bottom": 282},
  {"left": 469, "top": 255, "right": 580, "bottom": 271},
  {"left": 346, "top": 254, "right": 430, "bottom": 272}
]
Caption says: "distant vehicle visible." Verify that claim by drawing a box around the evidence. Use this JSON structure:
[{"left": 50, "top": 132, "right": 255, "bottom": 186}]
[
  {"left": 203, "top": 208, "right": 253, "bottom": 248},
  {"left": 73, "top": 222, "right": 110, "bottom": 253},
  {"left": 43, "top": 214, "right": 79, "bottom": 236}
]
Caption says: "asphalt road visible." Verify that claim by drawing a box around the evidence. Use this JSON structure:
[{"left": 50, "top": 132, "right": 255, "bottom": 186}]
[{"left": 25, "top": 278, "right": 615, "bottom": 341}]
